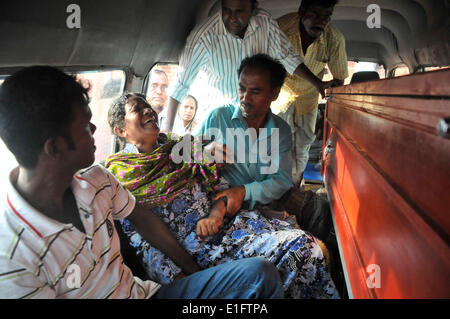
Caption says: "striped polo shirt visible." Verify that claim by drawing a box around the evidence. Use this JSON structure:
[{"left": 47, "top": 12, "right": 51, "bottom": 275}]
[
  {"left": 0, "top": 164, "right": 160, "bottom": 298},
  {"left": 169, "top": 8, "right": 304, "bottom": 114}
]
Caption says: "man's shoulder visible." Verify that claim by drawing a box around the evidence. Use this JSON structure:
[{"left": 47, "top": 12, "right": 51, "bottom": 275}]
[
  {"left": 324, "top": 24, "right": 346, "bottom": 43},
  {"left": 206, "top": 105, "right": 235, "bottom": 120},
  {"left": 75, "top": 164, "right": 113, "bottom": 188},
  {"left": 189, "top": 11, "right": 221, "bottom": 39},
  {"left": 276, "top": 12, "right": 298, "bottom": 32}
]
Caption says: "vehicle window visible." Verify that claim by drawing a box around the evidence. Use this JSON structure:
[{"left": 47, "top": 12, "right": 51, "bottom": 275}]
[
  {"left": 424, "top": 66, "right": 450, "bottom": 72},
  {"left": 345, "top": 61, "right": 385, "bottom": 84},
  {"left": 392, "top": 64, "right": 410, "bottom": 77},
  {"left": 71, "top": 69, "right": 126, "bottom": 162},
  {"left": 0, "top": 70, "right": 126, "bottom": 196},
  {"left": 318, "top": 61, "right": 385, "bottom": 103},
  {"left": 144, "top": 63, "right": 209, "bottom": 131}
]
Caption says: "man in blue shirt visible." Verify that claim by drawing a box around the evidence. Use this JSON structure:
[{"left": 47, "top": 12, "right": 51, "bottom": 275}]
[{"left": 197, "top": 54, "right": 292, "bottom": 215}]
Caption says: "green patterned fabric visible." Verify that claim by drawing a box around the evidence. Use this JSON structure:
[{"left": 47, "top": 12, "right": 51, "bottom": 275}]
[{"left": 105, "top": 134, "right": 222, "bottom": 208}]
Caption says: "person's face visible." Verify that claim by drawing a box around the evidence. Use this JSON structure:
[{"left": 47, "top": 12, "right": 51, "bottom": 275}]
[
  {"left": 238, "top": 66, "right": 279, "bottom": 125},
  {"left": 179, "top": 97, "right": 197, "bottom": 122},
  {"left": 299, "top": 5, "right": 334, "bottom": 39},
  {"left": 117, "top": 96, "right": 160, "bottom": 152},
  {"left": 148, "top": 72, "right": 168, "bottom": 113},
  {"left": 221, "top": 0, "right": 254, "bottom": 37},
  {"left": 65, "top": 103, "right": 97, "bottom": 170}
]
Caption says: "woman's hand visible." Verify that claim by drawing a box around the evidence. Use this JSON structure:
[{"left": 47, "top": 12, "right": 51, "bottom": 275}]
[
  {"left": 196, "top": 215, "right": 223, "bottom": 238},
  {"left": 196, "top": 197, "right": 227, "bottom": 238},
  {"left": 214, "top": 186, "right": 245, "bottom": 217}
]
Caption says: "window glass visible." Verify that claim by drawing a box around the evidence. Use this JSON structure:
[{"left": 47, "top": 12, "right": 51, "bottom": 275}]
[
  {"left": 424, "top": 66, "right": 450, "bottom": 72},
  {"left": 344, "top": 61, "right": 385, "bottom": 84},
  {"left": 72, "top": 70, "right": 126, "bottom": 162},
  {"left": 317, "top": 61, "right": 385, "bottom": 103},
  {"left": 393, "top": 65, "right": 410, "bottom": 77},
  {"left": 144, "top": 63, "right": 208, "bottom": 134},
  {"left": 0, "top": 70, "right": 125, "bottom": 196}
]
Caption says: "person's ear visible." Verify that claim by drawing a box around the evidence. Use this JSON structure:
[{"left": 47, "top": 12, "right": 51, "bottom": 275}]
[
  {"left": 298, "top": 6, "right": 306, "bottom": 18},
  {"left": 113, "top": 126, "right": 127, "bottom": 139},
  {"left": 270, "top": 87, "right": 281, "bottom": 101},
  {"left": 43, "top": 136, "right": 65, "bottom": 158}
]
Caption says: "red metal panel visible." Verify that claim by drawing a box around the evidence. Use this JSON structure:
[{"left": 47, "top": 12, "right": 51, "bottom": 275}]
[{"left": 323, "top": 69, "right": 450, "bottom": 299}]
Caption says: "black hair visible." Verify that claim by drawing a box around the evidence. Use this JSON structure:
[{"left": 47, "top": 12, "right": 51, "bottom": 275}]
[
  {"left": 300, "top": 0, "right": 338, "bottom": 10},
  {"left": 238, "top": 54, "right": 287, "bottom": 89},
  {"left": 0, "top": 66, "right": 90, "bottom": 169}
]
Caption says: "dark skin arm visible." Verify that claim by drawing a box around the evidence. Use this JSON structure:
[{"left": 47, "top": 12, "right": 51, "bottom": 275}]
[
  {"left": 127, "top": 202, "right": 200, "bottom": 275},
  {"left": 293, "top": 63, "right": 332, "bottom": 98}
]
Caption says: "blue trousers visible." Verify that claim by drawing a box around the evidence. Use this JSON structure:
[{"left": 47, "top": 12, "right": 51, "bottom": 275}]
[{"left": 153, "top": 257, "right": 284, "bottom": 299}]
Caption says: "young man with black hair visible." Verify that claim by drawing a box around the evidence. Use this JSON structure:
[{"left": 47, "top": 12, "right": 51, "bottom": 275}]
[
  {"left": 0, "top": 65, "right": 283, "bottom": 299},
  {"left": 276, "top": 0, "right": 348, "bottom": 185}
]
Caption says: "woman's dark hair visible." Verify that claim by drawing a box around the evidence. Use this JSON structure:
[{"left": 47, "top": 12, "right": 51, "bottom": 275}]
[
  {"left": 108, "top": 92, "right": 147, "bottom": 145},
  {"left": 238, "top": 54, "right": 287, "bottom": 90},
  {"left": 0, "top": 66, "right": 90, "bottom": 168}
]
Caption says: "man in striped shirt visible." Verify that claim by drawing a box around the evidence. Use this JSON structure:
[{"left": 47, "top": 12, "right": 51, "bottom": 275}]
[
  {"left": 275, "top": 0, "right": 349, "bottom": 184},
  {"left": 161, "top": 0, "right": 332, "bottom": 133},
  {"left": 0, "top": 66, "right": 283, "bottom": 298}
]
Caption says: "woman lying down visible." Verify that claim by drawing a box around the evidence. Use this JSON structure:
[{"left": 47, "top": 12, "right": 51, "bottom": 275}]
[{"left": 104, "top": 93, "right": 338, "bottom": 299}]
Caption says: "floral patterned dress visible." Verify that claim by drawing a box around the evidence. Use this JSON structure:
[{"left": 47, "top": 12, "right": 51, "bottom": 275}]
[{"left": 119, "top": 180, "right": 339, "bottom": 299}]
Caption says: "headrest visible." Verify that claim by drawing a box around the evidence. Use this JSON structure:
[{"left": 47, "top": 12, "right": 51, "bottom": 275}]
[{"left": 350, "top": 71, "right": 380, "bottom": 84}]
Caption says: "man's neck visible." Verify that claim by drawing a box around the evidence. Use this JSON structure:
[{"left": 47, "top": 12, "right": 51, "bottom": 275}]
[
  {"left": 299, "top": 23, "right": 316, "bottom": 56},
  {"left": 14, "top": 165, "right": 74, "bottom": 220}
]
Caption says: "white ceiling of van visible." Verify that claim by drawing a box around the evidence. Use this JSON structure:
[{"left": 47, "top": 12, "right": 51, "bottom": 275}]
[{"left": 0, "top": 0, "right": 448, "bottom": 75}]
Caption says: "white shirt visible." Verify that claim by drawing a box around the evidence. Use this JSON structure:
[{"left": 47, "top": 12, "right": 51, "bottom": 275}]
[
  {"left": 0, "top": 165, "right": 161, "bottom": 298},
  {"left": 169, "top": 8, "right": 304, "bottom": 114}
]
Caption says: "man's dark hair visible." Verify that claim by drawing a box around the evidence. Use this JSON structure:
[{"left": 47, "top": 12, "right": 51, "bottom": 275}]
[
  {"left": 238, "top": 54, "right": 287, "bottom": 89},
  {"left": 0, "top": 66, "right": 90, "bottom": 169},
  {"left": 300, "top": 0, "right": 338, "bottom": 10}
]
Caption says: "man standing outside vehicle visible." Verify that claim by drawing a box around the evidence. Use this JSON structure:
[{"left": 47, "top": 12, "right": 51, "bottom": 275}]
[
  {"left": 276, "top": 0, "right": 348, "bottom": 185},
  {"left": 161, "top": 0, "right": 332, "bottom": 133}
]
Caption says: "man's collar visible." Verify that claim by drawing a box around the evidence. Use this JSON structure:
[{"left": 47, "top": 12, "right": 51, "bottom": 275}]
[
  {"left": 296, "top": 14, "right": 326, "bottom": 46},
  {"left": 6, "top": 167, "right": 67, "bottom": 238},
  {"left": 231, "top": 104, "right": 276, "bottom": 132}
]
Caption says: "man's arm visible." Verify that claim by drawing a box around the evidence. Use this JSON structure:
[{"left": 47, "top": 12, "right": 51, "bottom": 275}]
[
  {"left": 327, "top": 28, "right": 349, "bottom": 87},
  {"left": 271, "top": 17, "right": 330, "bottom": 98},
  {"left": 126, "top": 202, "right": 200, "bottom": 275},
  {"left": 162, "top": 24, "right": 209, "bottom": 133},
  {"left": 293, "top": 63, "right": 331, "bottom": 98},
  {"left": 160, "top": 97, "right": 180, "bottom": 133}
]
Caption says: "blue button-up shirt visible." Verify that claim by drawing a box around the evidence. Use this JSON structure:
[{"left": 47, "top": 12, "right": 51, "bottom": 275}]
[{"left": 196, "top": 104, "right": 293, "bottom": 209}]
